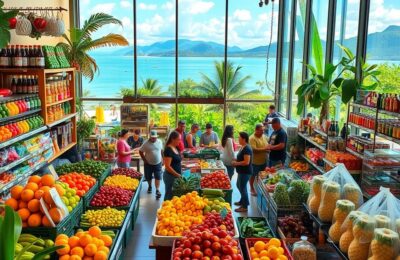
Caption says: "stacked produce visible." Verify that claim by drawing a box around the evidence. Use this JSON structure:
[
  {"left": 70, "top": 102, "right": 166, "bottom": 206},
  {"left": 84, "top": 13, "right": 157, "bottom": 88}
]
[
  {"left": 0, "top": 115, "right": 44, "bottom": 143},
  {"left": 239, "top": 217, "right": 273, "bottom": 238},
  {"left": 90, "top": 186, "right": 134, "bottom": 207},
  {"left": 328, "top": 200, "right": 355, "bottom": 243},
  {"left": 369, "top": 228, "right": 399, "bottom": 260},
  {"left": 55, "top": 226, "right": 115, "bottom": 259},
  {"left": 248, "top": 239, "right": 290, "bottom": 260},
  {"left": 0, "top": 172, "right": 14, "bottom": 187},
  {"left": 103, "top": 175, "right": 139, "bottom": 191},
  {"left": 259, "top": 167, "right": 276, "bottom": 179},
  {"left": 296, "top": 170, "right": 320, "bottom": 183},
  {"left": 318, "top": 181, "right": 341, "bottom": 222},
  {"left": 15, "top": 234, "right": 55, "bottom": 258},
  {"left": 307, "top": 175, "right": 325, "bottom": 214},
  {"left": 289, "top": 161, "right": 309, "bottom": 171},
  {"left": 272, "top": 179, "right": 309, "bottom": 207},
  {"left": 172, "top": 227, "right": 243, "bottom": 260},
  {"left": 172, "top": 175, "right": 200, "bottom": 197},
  {"left": 58, "top": 172, "right": 97, "bottom": 197},
  {"left": 325, "top": 150, "right": 362, "bottom": 170},
  {"left": 56, "top": 181, "right": 81, "bottom": 212},
  {"left": 339, "top": 211, "right": 366, "bottom": 253},
  {"left": 111, "top": 167, "right": 142, "bottom": 179},
  {"left": 195, "top": 212, "right": 235, "bottom": 237},
  {"left": 263, "top": 169, "right": 296, "bottom": 192},
  {"left": 305, "top": 148, "right": 324, "bottom": 164},
  {"left": 203, "top": 190, "right": 231, "bottom": 213},
  {"left": 200, "top": 170, "right": 231, "bottom": 189},
  {"left": 81, "top": 207, "right": 126, "bottom": 228},
  {"left": 348, "top": 215, "right": 376, "bottom": 260},
  {"left": 56, "top": 160, "right": 109, "bottom": 179},
  {"left": 278, "top": 214, "right": 313, "bottom": 239}
]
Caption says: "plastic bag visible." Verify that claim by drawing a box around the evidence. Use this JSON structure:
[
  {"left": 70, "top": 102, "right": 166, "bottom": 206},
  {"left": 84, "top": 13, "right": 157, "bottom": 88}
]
[
  {"left": 369, "top": 228, "right": 400, "bottom": 260},
  {"left": 318, "top": 180, "right": 340, "bottom": 222},
  {"left": 0, "top": 149, "right": 8, "bottom": 167},
  {"left": 292, "top": 236, "right": 317, "bottom": 260},
  {"left": 348, "top": 214, "right": 376, "bottom": 260},
  {"left": 7, "top": 146, "right": 20, "bottom": 163},
  {"left": 339, "top": 211, "right": 368, "bottom": 253},
  {"left": 307, "top": 175, "right": 325, "bottom": 215},
  {"left": 328, "top": 199, "right": 355, "bottom": 243}
]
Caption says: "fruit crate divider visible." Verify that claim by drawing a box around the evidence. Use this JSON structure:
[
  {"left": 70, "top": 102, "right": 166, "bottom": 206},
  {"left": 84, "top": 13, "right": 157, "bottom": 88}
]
[{"left": 82, "top": 181, "right": 99, "bottom": 211}]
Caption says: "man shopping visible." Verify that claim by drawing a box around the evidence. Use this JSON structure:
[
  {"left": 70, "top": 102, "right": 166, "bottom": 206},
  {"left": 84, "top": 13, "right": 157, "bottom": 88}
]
[
  {"left": 267, "top": 118, "right": 288, "bottom": 167},
  {"left": 139, "top": 130, "right": 163, "bottom": 199}
]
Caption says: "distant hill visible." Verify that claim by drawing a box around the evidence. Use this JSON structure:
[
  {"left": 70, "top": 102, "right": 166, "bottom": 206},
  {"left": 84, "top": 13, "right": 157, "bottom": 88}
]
[{"left": 110, "top": 25, "right": 400, "bottom": 60}]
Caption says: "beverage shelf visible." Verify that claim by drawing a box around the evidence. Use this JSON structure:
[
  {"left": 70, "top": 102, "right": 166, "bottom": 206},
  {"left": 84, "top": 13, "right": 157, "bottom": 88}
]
[
  {"left": 0, "top": 126, "right": 47, "bottom": 150},
  {"left": 46, "top": 97, "right": 73, "bottom": 107},
  {"left": 0, "top": 94, "right": 39, "bottom": 103},
  {"left": 48, "top": 142, "right": 77, "bottom": 163},
  {"left": 376, "top": 132, "right": 400, "bottom": 145},
  {"left": 0, "top": 108, "right": 41, "bottom": 123},
  {"left": 351, "top": 103, "right": 376, "bottom": 110},
  {"left": 345, "top": 147, "right": 365, "bottom": 159},
  {"left": 379, "top": 109, "right": 400, "bottom": 117},
  {"left": 46, "top": 112, "right": 77, "bottom": 128},
  {"left": 348, "top": 122, "right": 374, "bottom": 134},
  {"left": 0, "top": 68, "right": 75, "bottom": 74},
  {"left": 298, "top": 132, "right": 327, "bottom": 152},
  {"left": 301, "top": 154, "right": 325, "bottom": 174},
  {"left": 0, "top": 143, "right": 53, "bottom": 174}
]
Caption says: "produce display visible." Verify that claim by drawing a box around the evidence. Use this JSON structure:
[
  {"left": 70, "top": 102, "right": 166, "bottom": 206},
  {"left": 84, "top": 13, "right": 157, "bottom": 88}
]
[
  {"left": 318, "top": 181, "right": 341, "bottom": 222},
  {"left": 56, "top": 181, "right": 81, "bottom": 212},
  {"left": 203, "top": 189, "right": 231, "bottom": 213},
  {"left": 348, "top": 215, "right": 376, "bottom": 260},
  {"left": 305, "top": 148, "right": 324, "bottom": 164},
  {"left": 90, "top": 186, "right": 134, "bottom": 207},
  {"left": 58, "top": 172, "right": 97, "bottom": 197},
  {"left": 369, "top": 228, "right": 399, "bottom": 260},
  {"left": 15, "top": 233, "right": 55, "bottom": 258},
  {"left": 289, "top": 161, "right": 309, "bottom": 171},
  {"left": 56, "top": 160, "right": 109, "bottom": 179},
  {"left": 339, "top": 211, "right": 366, "bottom": 253},
  {"left": 55, "top": 226, "right": 115, "bottom": 259},
  {"left": 259, "top": 167, "right": 277, "bottom": 179},
  {"left": 291, "top": 236, "right": 316, "bottom": 260},
  {"left": 111, "top": 167, "right": 142, "bottom": 179},
  {"left": 0, "top": 172, "right": 14, "bottom": 187},
  {"left": 0, "top": 97, "right": 41, "bottom": 118},
  {"left": 200, "top": 159, "right": 224, "bottom": 169},
  {"left": 81, "top": 207, "right": 126, "bottom": 227},
  {"left": 307, "top": 175, "right": 326, "bottom": 214},
  {"left": 200, "top": 170, "right": 231, "bottom": 189},
  {"left": 172, "top": 227, "right": 243, "bottom": 260},
  {"left": 239, "top": 217, "right": 273, "bottom": 238},
  {"left": 325, "top": 150, "right": 362, "bottom": 171},
  {"left": 0, "top": 115, "right": 44, "bottom": 143},
  {"left": 103, "top": 175, "right": 139, "bottom": 191},
  {"left": 328, "top": 200, "right": 355, "bottom": 243},
  {"left": 198, "top": 212, "right": 235, "bottom": 236},
  {"left": 172, "top": 175, "right": 200, "bottom": 196},
  {"left": 272, "top": 179, "right": 309, "bottom": 207},
  {"left": 296, "top": 170, "right": 320, "bottom": 183},
  {"left": 262, "top": 169, "right": 297, "bottom": 192},
  {"left": 247, "top": 238, "right": 291, "bottom": 260},
  {"left": 278, "top": 214, "right": 313, "bottom": 239}
]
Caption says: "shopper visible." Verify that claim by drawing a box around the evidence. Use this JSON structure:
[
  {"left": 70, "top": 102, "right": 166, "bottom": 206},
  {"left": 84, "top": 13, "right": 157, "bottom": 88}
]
[
  {"left": 249, "top": 123, "right": 268, "bottom": 196},
  {"left": 116, "top": 129, "right": 135, "bottom": 168},
  {"left": 127, "top": 129, "right": 144, "bottom": 149},
  {"left": 221, "top": 125, "right": 236, "bottom": 180},
  {"left": 139, "top": 130, "right": 163, "bottom": 199},
  {"left": 232, "top": 131, "right": 253, "bottom": 213},
  {"left": 200, "top": 123, "right": 219, "bottom": 147},
  {"left": 163, "top": 131, "right": 182, "bottom": 200},
  {"left": 185, "top": 123, "right": 200, "bottom": 148},
  {"left": 110, "top": 105, "right": 118, "bottom": 122},
  {"left": 267, "top": 118, "right": 288, "bottom": 167},
  {"left": 263, "top": 105, "right": 279, "bottom": 136},
  {"left": 175, "top": 120, "right": 186, "bottom": 152}
]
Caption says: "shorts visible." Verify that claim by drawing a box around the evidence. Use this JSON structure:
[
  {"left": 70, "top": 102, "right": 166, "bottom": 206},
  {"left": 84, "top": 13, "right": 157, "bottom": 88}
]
[
  {"left": 252, "top": 163, "right": 266, "bottom": 177},
  {"left": 117, "top": 161, "right": 130, "bottom": 168},
  {"left": 144, "top": 163, "right": 162, "bottom": 180},
  {"left": 268, "top": 159, "right": 285, "bottom": 167}
]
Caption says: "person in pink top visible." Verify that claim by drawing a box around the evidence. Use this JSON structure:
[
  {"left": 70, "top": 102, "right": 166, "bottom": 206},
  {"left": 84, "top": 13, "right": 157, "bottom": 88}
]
[{"left": 117, "top": 129, "right": 135, "bottom": 168}]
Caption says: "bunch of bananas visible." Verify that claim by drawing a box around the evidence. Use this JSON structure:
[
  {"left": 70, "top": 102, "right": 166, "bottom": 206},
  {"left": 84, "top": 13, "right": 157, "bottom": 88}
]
[{"left": 15, "top": 233, "right": 55, "bottom": 259}]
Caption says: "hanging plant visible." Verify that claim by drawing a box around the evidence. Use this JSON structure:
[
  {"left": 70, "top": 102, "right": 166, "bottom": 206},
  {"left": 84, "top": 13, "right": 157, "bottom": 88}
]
[{"left": 0, "top": 1, "right": 18, "bottom": 48}]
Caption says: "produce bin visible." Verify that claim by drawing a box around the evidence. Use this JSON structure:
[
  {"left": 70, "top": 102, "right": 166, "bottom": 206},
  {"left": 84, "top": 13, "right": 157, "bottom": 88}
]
[
  {"left": 69, "top": 199, "right": 84, "bottom": 228},
  {"left": 245, "top": 238, "right": 293, "bottom": 260},
  {"left": 82, "top": 181, "right": 99, "bottom": 210},
  {"left": 198, "top": 188, "right": 233, "bottom": 204},
  {"left": 99, "top": 164, "right": 112, "bottom": 185},
  {"left": 277, "top": 227, "right": 316, "bottom": 245},
  {"left": 256, "top": 178, "right": 268, "bottom": 218},
  {"left": 236, "top": 217, "right": 276, "bottom": 239}
]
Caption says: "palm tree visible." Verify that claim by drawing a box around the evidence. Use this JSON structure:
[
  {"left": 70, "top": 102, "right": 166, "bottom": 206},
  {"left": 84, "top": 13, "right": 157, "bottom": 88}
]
[
  {"left": 58, "top": 13, "right": 129, "bottom": 81},
  {"left": 137, "top": 78, "right": 166, "bottom": 96}
]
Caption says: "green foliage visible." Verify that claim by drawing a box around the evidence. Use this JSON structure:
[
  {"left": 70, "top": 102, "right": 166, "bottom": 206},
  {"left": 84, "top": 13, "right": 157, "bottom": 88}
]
[
  {"left": 0, "top": 206, "right": 21, "bottom": 259},
  {"left": 119, "top": 87, "right": 134, "bottom": 97},
  {"left": 77, "top": 117, "right": 96, "bottom": 152},
  {"left": 364, "top": 63, "right": 399, "bottom": 93},
  {"left": 138, "top": 78, "right": 166, "bottom": 96},
  {"left": 0, "top": 2, "right": 18, "bottom": 48}
]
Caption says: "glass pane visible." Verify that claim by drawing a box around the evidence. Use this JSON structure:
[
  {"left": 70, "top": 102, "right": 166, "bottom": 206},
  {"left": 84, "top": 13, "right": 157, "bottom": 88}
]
[
  {"left": 178, "top": 0, "right": 225, "bottom": 98},
  {"left": 279, "top": 0, "right": 292, "bottom": 116},
  {"left": 80, "top": 0, "right": 134, "bottom": 98},
  {"left": 137, "top": 0, "right": 176, "bottom": 97},
  {"left": 227, "top": 1, "right": 279, "bottom": 100},
  {"left": 82, "top": 100, "right": 123, "bottom": 125}
]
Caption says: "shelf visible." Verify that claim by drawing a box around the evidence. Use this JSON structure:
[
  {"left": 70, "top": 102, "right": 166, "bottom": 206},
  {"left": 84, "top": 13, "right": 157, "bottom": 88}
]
[
  {"left": 298, "top": 132, "right": 327, "bottom": 152},
  {"left": 345, "top": 147, "right": 365, "bottom": 159},
  {"left": 0, "top": 143, "right": 53, "bottom": 174},
  {"left": 0, "top": 68, "right": 75, "bottom": 74},
  {"left": 376, "top": 132, "right": 400, "bottom": 145},
  {"left": 0, "top": 94, "right": 39, "bottom": 103},
  {"left": 379, "top": 109, "right": 400, "bottom": 118},
  {"left": 326, "top": 239, "right": 349, "bottom": 260},
  {"left": 351, "top": 103, "right": 376, "bottom": 110},
  {"left": 323, "top": 158, "right": 335, "bottom": 168},
  {"left": 46, "top": 97, "right": 73, "bottom": 107},
  {"left": 46, "top": 113, "right": 77, "bottom": 128},
  {"left": 313, "top": 128, "right": 328, "bottom": 138},
  {"left": 301, "top": 154, "right": 325, "bottom": 174},
  {"left": 0, "top": 109, "right": 41, "bottom": 124},
  {"left": 348, "top": 122, "right": 375, "bottom": 134},
  {"left": 363, "top": 162, "right": 400, "bottom": 171},
  {"left": 48, "top": 142, "right": 77, "bottom": 163},
  {"left": 0, "top": 126, "right": 47, "bottom": 150}
]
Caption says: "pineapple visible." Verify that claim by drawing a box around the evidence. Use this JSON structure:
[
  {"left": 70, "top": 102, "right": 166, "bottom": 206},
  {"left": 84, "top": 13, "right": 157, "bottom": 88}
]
[
  {"left": 318, "top": 181, "right": 340, "bottom": 222},
  {"left": 348, "top": 215, "right": 376, "bottom": 260},
  {"left": 307, "top": 175, "right": 326, "bottom": 214},
  {"left": 374, "top": 215, "right": 390, "bottom": 229},
  {"left": 339, "top": 211, "right": 367, "bottom": 253},
  {"left": 329, "top": 200, "right": 355, "bottom": 243},
  {"left": 343, "top": 183, "right": 362, "bottom": 208},
  {"left": 368, "top": 228, "right": 399, "bottom": 260}
]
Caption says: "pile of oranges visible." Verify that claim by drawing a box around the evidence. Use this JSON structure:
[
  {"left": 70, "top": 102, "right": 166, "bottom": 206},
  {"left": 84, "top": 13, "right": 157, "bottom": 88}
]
[
  {"left": 58, "top": 172, "right": 97, "bottom": 197},
  {"left": 56, "top": 226, "right": 113, "bottom": 260},
  {"left": 156, "top": 191, "right": 206, "bottom": 236},
  {"left": 5, "top": 174, "right": 67, "bottom": 227},
  {"left": 249, "top": 238, "right": 288, "bottom": 260}
]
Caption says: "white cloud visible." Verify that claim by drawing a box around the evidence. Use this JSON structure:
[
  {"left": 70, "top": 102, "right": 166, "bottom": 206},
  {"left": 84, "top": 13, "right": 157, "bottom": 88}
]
[
  {"left": 367, "top": 0, "right": 400, "bottom": 33},
  {"left": 180, "top": 0, "right": 214, "bottom": 15},
  {"left": 90, "top": 3, "right": 116, "bottom": 14},
  {"left": 121, "top": 17, "right": 132, "bottom": 27},
  {"left": 120, "top": 1, "right": 131, "bottom": 8},
  {"left": 162, "top": 1, "right": 174, "bottom": 10},
  {"left": 82, "top": 0, "right": 90, "bottom": 6},
  {"left": 138, "top": 3, "right": 157, "bottom": 10},
  {"left": 233, "top": 9, "right": 252, "bottom": 21}
]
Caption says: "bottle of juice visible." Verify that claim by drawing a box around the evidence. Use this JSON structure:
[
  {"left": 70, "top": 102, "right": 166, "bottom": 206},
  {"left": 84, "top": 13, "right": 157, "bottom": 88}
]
[
  {"left": 46, "top": 82, "right": 52, "bottom": 104},
  {"left": 47, "top": 107, "right": 54, "bottom": 123}
]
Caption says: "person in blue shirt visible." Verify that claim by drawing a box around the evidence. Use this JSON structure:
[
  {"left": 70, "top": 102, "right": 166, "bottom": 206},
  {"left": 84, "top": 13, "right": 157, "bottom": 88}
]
[
  {"left": 267, "top": 118, "right": 288, "bottom": 167},
  {"left": 263, "top": 105, "right": 279, "bottom": 137}
]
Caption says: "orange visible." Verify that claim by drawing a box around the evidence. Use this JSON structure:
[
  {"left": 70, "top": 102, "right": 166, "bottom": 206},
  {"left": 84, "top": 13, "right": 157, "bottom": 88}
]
[
  {"left": 54, "top": 184, "right": 65, "bottom": 196},
  {"left": 254, "top": 241, "right": 266, "bottom": 253},
  {"left": 43, "top": 191, "right": 54, "bottom": 205},
  {"left": 28, "top": 199, "right": 40, "bottom": 213},
  {"left": 18, "top": 201, "right": 28, "bottom": 209},
  {"left": 56, "top": 239, "right": 69, "bottom": 246},
  {"left": 93, "top": 251, "right": 107, "bottom": 260},
  {"left": 267, "top": 246, "right": 279, "bottom": 259},
  {"left": 57, "top": 244, "right": 70, "bottom": 255},
  {"left": 97, "top": 246, "right": 109, "bottom": 254},
  {"left": 34, "top": 189, "right": 45, "bottom": 199},
  {"left": 28, "top": 175, "right": 41, "bottom": 184},
  {"left": 25, "top": 182, "right": 39, "bottom": 192},
  {"left": 79, "top": 234, "right": 93, "bottom": 247},
  {"left": 41, "top": 175, "right": 55, "bottom": 187},
  {"left": 42, "top": 215, "right": 52, "bottom": 227},
  {"left": 268, "top": 238, "right": 281, "bottom": 248},
  {"left": 5, "top": 198, "right": 18, "bottom": 210},
  {"left": 70, "top": 256, "right": 82, "bottom": 260},
  {"left": 277, "top": 247, "right": 284, "bottom": 255},
  {"left": 88, "top": 226, "right": 102, "bottom": 237},
  {"left": 70, "top": 247, "right": 84, "bottom": 258},
  {"left": 10, "top": 185, "right": 24, "bottom": 199},
  {"left": 56, "top": 234, "right": 69, "bottom": 242},
  {"left": 84, "top": 243, "right": 98, "bottom": 256},
  {"left": 20, "top": 189, "right": 34, "bottom": 202},
  {"left": 40, "top": 186, "right": 51, "bottom": 193},
  {"left": 83, "top": 257, "right": 94, "bottom": 260},
  {"left": 59, "top": 255, "right": 71, "bottom": 260},
  {"left": 260, "top": 257, "right": 271, "bottom": 260},
  {"left": 68, "top": 236, "right": 81, "bottom": 248},
  {"left": 49, "top": 207, "right": 63, "bottom": 223},
  {"left": 75, "top": 231, "right": 85, "bottom": 238},
  {"left": 92, "top": 238, "right": 104, "bottom": 248},
  {"left": 259, "top": 250, "right": 269, "bottom": 257},
  {"left": 251, "top": 251, "right": 259, "bottom": 259},
  {"left": 278, "top": 255, "right": 288, "bottom": 260},
  {"left": 99, "top": 235, "right": 112, "bottom": 247},
  {"left": 27, "top": 213, "right": 42, "bottom": 227},
  {"left": 17, "top": 208, "right": 31, "bottom": 221}
]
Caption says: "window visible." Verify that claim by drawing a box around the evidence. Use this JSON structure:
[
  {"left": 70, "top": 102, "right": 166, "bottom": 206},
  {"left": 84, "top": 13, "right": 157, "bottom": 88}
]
[{"left": 79, "top": 0, "right": 134, "bottom": 98}]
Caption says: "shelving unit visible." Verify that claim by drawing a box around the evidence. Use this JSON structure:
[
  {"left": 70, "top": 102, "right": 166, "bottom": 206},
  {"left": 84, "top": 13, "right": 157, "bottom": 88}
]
[
  {"left": 0, "top": 108, "right": 41, "bottom": 123},
  {"left": 121, "top": 104, "right": 150, "bottom": 136},
  {"left": 301, "top": 154, "right": 325, "bottom": 174},
  {"left": 0, "top": 126, "right": 47, "bottom": 150}
]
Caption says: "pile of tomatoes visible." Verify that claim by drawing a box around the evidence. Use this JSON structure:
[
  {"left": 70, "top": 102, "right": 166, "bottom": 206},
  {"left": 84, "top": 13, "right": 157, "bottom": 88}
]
[
  {"left": 58, "top": 172, "right": 96, "bottom": 197},
  {"left": 201, "top": 171, "right": 231, "bottom": 189}
]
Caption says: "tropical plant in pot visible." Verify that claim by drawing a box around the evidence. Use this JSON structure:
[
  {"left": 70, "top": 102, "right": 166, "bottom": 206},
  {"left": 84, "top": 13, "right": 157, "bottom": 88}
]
[{"left": 57, "top": 13, "right": 129, "bottom": 81}]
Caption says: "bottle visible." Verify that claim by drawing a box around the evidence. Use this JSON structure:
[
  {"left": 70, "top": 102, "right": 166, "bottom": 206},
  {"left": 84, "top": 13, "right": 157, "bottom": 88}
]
[
  {"left": 46, "top": 81, "right": 52, "bottom": 104},
  {"left": 33, "top": 75, "right": 39, "bottom": 93},
  {"left": 36, "top": 45, "right": 45, "bottom": 68},
  {"left": 58, "top": 78, "right": 63, "bottom": 100},
  {"left": 22, "top": 75, "right": 28, "bottom": 93},
  {"left": 0, "top": 47, "right": 9, "bottom": 67},
  {"left": 385, "top": 94, "right": 390, "bottom": 111},
  {"left": 25, "top": 97, "right": 30, "bottom": 111},
  {"left": 16, "top": 75, "right": 22, "bottom": 94},
  {"left": 13, "top": 45, "right": 22, "bottom": 68},
  {"left": 28, "top": 45, "right": 35, "bottom": 67},
  {"left": 21, "top": 45, "right": 28, "bottom": 67},
  {"left": 27, "top": 75, "right": 34, "bottom": 94},
  {"left": 10, "top": 45, "right": 15, "bottom": 66},
  {"left": 47, "top": 107, "right": 54, "bottom": 123},
  {"left": 10, "top": 75, "right": 17, "bottom": 93}
]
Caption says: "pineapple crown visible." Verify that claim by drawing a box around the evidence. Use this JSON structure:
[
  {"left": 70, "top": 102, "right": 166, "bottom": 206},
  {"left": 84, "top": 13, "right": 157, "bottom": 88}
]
[
  {"left": 373, "top": 228, "right": 400, "bottom": 246},
  {"left": 336, "top": 199, "right": 355, "bottom": 213}
]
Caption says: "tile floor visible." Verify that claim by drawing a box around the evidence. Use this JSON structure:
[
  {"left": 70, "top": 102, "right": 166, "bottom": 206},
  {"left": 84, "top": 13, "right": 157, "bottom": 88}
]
[{"left": 123, "top": 172, "right": 262, "bottom": 259}]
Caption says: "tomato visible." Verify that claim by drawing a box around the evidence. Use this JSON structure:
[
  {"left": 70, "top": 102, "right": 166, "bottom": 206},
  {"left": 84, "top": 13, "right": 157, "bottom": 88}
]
[
  {"left": 218, "top": 230, "right": 227, "bottom": 238},
  {"left": 183, "top": 240, "right": 192, "bottom": 248},
  {"left": 173, "top": 252, "right": 182, "bottom": 258},
  {"left": 191, "top": 244, "right": 201, "bottom": 251},
  {"left": 192, "top": 250, "right": 203, "bottom": 259},
  {"left": 203, "top": 240, "right": 211, "bottom": 248},
  {"left": 211, "top": 242, "right": 221, "bottom": 252},
  {"left": 204, "top": 248, "right": 213, "bottom": 257},
  {"left": 182, "top": 248, "right": 192, "bottom": 257},
  {"left": 222, "top": 245, "right": 233, "bottom": 255},
  {"left": 8, "top": 17, "right": 17, "bottom": 29}
]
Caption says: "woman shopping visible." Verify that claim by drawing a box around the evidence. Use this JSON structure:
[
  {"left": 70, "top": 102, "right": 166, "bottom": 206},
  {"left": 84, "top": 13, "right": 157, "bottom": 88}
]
[
  {"left": 116, "top": 129, "right": 135, "bottom": 168},
  {"left": 163, "top": 131, "right": 182, "bottom": 200},
  {"left": 221, "top": 125, "right": 236, "bottom": 180},
  {"left": 232, "top": 132, "right": 253, "bottom": 212}
]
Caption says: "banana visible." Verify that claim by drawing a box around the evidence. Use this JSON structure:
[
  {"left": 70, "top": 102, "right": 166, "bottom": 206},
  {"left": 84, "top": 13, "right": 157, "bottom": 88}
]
[
  {"left": 18, "top": 235, "right": 45, "bottom": 246},
  {"left": 45, "top": 239, "right": 54, "bottom": 248},
  {"left": 27, "top": 245, "right": 45, "bottom": 253},
  {"left": 15, "top": 243, "right": 23, "bottom": 253},
  {"left": 18, "top": 252, "right": 35, "bottom": 260}
]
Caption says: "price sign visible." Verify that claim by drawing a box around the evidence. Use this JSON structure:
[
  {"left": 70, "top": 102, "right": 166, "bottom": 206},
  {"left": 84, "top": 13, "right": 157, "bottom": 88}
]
[{"left": 48, "top": 165, "right": 59, "bottom": 180}]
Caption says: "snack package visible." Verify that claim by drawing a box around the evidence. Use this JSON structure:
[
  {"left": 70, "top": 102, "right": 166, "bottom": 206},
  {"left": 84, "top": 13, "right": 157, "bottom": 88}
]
[
  {"left": 0, "top": 149, "right": 8, "bottom": 167},
  {"left": 7, "top": 146, "right": 20, "bottom": 162}
]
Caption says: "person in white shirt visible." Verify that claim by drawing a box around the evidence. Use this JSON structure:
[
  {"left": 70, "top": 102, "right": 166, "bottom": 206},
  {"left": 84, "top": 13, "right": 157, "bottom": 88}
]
[{"left": 221, "top": 125, "right": 236, "bottom": 180}]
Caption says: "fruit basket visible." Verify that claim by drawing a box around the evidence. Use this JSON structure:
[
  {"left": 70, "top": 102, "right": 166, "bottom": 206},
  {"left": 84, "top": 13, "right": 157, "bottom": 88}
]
[{"left": 245, "top": 238, "right": 293, "bottom": 260}]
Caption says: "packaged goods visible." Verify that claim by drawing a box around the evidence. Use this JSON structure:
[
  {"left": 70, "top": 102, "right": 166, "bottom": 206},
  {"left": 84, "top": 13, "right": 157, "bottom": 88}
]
[
  {"left": 348, "top": 215, "right": 376, "bottom": 260},
  {"left": 339, "top": 211, "right": 367, "bottom": 253},
  {"left": 292, "top": 236, "right": 316, "bottom": 260}
]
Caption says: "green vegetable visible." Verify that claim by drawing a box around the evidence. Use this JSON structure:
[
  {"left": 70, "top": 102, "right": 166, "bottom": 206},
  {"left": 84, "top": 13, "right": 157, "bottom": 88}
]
[
  {"left": 239, "top": 217, "right": 273, "bottom": 238},
  {"left": 273, "top": 183, "right": 291, "bottom": 206},
  {"left": 55, "top": 160, "right": 109, "bottom": 179},
  {"left": 288, "top": 180, "right": 309, "bottom": 205},
  {"left": 202, "top": 189, "right": 224, "bottom": 197},
  {"left": 172, "top": 175, "right": 200, "bottom": 196}
]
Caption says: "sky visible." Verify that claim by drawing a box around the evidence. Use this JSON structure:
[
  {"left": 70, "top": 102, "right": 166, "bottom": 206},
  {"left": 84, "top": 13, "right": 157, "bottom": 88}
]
[{"left": 79, "top": 0, "right": 400, "bottom": 49}]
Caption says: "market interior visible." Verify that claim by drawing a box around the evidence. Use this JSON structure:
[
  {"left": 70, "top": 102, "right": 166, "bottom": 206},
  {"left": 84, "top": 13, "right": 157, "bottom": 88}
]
[{"left": 0, "top": 0, "right": 400, "bottom": 260}]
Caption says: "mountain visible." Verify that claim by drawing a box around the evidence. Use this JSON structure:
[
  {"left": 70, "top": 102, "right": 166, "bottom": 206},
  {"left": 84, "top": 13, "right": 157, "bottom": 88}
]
[{"left": 112, "top": 25, "right": 400, "bottom": 59}]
